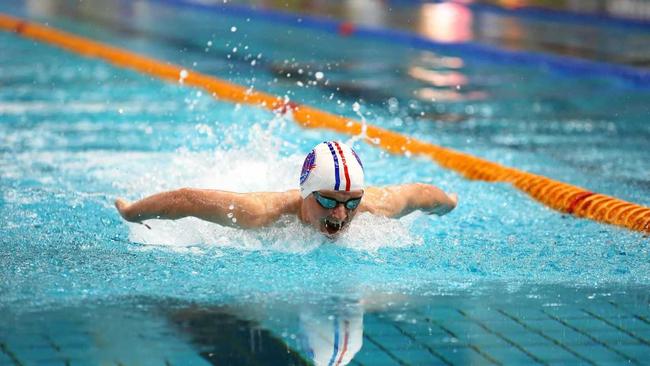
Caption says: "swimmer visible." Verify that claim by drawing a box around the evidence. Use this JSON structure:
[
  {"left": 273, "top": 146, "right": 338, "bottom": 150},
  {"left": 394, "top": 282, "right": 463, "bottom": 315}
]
[{"left": 114, "top": 141, "right": 457, "bottom": 237}]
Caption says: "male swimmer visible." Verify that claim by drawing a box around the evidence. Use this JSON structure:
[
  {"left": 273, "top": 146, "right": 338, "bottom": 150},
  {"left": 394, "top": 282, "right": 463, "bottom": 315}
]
[{"left": 115, "top": 141, "right": 458, "bottom": 237}]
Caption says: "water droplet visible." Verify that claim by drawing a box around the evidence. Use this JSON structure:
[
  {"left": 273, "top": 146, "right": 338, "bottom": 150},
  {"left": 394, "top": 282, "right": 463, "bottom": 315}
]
[{"left": 179, "top": 69, "right": 188, "bottom": 83}]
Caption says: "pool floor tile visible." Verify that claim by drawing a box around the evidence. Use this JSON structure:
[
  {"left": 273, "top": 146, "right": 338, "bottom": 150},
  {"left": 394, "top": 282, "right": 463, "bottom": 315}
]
[
  {"left": 523, "top": 344, "right": 587, "bottom": 363},
  {"left": 427, "top": 345, "right": 487, "bottom": 365},
  {"left": 391, "top": 348, "right": 450, "bottom": 365},
  {"left": 478, "top": 345, "right": 539, "bottom": 364},
  {"left": 569, "top": 344, "right": 634, "bottom": 364},
  {"left": 610, "top": 343, "right": 650, "bottom": 361},
  {"left": 368, "top": 333, "right": 421, "bottom": 350},
  {"left": 0, "top": 350, "right": 15, "bottom": 366},
  {"left": 354, "top": 349, "right": 403, "bottom": 366}
]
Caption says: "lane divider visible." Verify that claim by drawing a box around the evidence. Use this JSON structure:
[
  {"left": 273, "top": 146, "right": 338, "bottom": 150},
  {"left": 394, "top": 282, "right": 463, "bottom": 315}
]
[{"left": 1, "top": 13, "right": 648, "bottom": 235}]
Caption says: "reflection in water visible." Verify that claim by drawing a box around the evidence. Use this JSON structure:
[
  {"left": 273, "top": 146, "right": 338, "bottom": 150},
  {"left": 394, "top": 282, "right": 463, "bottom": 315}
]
[
  {"left": 169, "top": 305, "right": 310, "bottom": 365},
  {"left": 167, "top": 299, "right": 366, "bottom": 365},
  {"left": 417, "top": 52, "right": 465, "bottom": 69},
  {"left": 408, "top": 66, "right": 468, "bottom": 87},
  {"left": 344, "top": 0, "right": 387, "bottom": 27},
  {"left": 299, "top": 302, "right": 364, "bottom": 366},
  {"left": 415, "top": 87, "right": 486, "bottom": 103},
  {"left": 166, "top": 294, "right": 383, "bottom": 366},
  {"left": 418, "top": 3, "right": 473, "bottom": 43}
]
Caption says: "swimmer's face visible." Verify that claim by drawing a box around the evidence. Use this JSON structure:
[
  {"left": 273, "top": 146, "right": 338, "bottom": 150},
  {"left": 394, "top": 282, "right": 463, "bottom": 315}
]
[{"left": 304, "top": 189, "right": 363, "bottom": 238}]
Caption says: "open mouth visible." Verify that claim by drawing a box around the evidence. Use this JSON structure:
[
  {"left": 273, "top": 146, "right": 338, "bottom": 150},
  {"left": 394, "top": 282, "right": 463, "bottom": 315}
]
[{"left": 323, "top": 218, "right": 345, "bottom": 235}]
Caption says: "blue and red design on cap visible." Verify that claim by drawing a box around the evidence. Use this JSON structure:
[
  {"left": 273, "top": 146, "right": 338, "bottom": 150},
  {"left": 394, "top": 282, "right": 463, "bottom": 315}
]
[{"left": 300, "top": 150, "right": 316, "bottom": 185}]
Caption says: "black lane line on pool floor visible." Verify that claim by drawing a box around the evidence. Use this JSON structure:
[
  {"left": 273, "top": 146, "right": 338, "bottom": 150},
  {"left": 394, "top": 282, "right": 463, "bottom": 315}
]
[
  {"left": 497, "top": 309, "right": 596, "bottom": 365},
  {"left": 583, "top": 309, "right": 650, "bottom": 347},
  {"left": 388, "top": 322, "right": 455, "bottom": 366},
  {"left": 541, "top": 309, "right": 640, "bottom": 365},
  {"left": 455, "top": 309, "right": 547, "bottom": 365}
]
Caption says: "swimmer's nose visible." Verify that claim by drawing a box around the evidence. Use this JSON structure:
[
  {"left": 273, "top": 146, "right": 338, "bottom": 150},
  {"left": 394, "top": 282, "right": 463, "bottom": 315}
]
[{"left": 331, "top": 204, "right": 347, "bottom": 221}]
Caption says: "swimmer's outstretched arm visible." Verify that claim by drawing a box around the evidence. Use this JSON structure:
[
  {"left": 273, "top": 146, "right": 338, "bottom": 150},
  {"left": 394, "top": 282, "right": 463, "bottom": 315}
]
[
  {"left": 115, "top": 189, "right": 301, "bottom": 228},
  {"left": 361, "top": 183, "right": 457, "bottom": 218}
]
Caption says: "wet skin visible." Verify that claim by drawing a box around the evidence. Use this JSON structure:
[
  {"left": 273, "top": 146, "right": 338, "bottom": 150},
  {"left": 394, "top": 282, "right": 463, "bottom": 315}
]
[{"left": 300, "top": 189, "right": 364, "bottom": 238}]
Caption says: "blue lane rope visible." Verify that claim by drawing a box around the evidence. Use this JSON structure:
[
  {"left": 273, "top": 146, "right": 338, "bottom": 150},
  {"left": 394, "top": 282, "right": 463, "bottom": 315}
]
[{"left": 152, "top": 0, "right": 650, "bottom": 87}]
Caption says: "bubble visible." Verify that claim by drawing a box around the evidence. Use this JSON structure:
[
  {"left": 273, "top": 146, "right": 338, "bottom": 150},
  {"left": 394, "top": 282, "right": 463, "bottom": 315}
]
[
  {"left": 315, "top": 71, "right": 324, "bottom": 80},
  {"left": 231, "top": 26, "right": 237, "bottom": 32}
]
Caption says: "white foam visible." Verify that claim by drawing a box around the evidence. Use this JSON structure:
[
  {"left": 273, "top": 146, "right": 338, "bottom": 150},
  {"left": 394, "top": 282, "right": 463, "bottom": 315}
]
[
  {"left": 126, "top": 211, "right": 423, "bottom": 254},
  {"left": 337, "top": 213, "right": 423, "bottom": 252}
]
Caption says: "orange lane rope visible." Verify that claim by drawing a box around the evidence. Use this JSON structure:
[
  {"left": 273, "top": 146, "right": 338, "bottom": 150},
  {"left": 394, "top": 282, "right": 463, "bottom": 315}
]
[{"left": 1, "top": 13, "right": 648, "bottom": 235}]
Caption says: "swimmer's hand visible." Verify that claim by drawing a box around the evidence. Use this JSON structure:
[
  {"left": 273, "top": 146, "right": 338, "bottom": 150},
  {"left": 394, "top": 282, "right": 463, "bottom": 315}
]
[
  {"left": 427, "top": 192, "right": 457, "bottom": 216},
  {"left": 115, "top": 198, "right": 135, "bottom": 221},
  {"left": 449, "top": 192, "right": 458, "bottom": 207},
  {"left": 115, "top": 198, "right": 152, "bottom": 229}
]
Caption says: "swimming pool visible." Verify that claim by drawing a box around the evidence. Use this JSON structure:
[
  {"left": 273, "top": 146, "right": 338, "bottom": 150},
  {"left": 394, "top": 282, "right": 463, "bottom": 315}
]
[{"left": 1, "top": 0, "right": 649, "bottom": 365}]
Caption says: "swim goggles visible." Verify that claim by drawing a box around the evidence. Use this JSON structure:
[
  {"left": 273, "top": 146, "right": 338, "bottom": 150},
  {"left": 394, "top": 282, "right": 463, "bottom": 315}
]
[{"left": 312, "top": 191, "right": 362, "bottom": 210}]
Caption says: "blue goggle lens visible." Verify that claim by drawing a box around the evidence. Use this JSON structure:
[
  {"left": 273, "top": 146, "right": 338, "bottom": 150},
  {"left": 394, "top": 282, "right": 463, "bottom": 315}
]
[{"left": 313, "top": 192, "right": 361, "bottom": 210}]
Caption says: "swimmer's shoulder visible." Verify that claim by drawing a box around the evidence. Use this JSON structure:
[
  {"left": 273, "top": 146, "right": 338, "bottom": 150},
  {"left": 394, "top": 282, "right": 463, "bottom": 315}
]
[
  {"left": 261, "top": 189, "right": 301, "bottom": 214},
  {"left": 359, "top": 186, "right": 399, "bottom": 216}
]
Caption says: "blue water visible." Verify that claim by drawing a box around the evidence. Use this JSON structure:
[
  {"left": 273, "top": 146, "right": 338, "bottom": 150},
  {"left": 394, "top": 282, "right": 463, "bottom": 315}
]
[{"left": 1, "top": 0, "right": 650, "bottom": 365}]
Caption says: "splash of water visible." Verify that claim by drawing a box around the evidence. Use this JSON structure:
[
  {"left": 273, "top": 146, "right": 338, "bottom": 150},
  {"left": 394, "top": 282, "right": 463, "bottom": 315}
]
[{"left": 119, "top": 125, "right": 423, "bottom": 253}]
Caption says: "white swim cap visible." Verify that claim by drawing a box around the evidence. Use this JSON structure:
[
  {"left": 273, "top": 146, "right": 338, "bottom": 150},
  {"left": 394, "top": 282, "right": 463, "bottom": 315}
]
[{"left": 299, "top": 141, "right": 364, "bottom": 199}]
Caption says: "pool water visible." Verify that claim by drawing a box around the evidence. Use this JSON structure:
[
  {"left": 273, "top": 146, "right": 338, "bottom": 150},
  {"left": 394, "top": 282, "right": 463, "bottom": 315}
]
[{"left": 1, "top": 0, "right": 649, "bottom": 365}]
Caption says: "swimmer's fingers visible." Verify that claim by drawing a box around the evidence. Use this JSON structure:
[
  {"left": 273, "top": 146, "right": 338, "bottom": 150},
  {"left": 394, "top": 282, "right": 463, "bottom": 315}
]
[
  {"left": 115, "top": 198, "right": 151, "bottom": 229},
  {"left": 114, "top": 198, "right": 131, "bottom": 219},
  {"left": 449, "top": 193, "right": 458, "bottom": 206},
  {"left": 115, "top": 198, "right": 139, "bottom": 222},
  {"left": 425, "top": 192, "right": 457, "bottom": 216}
]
